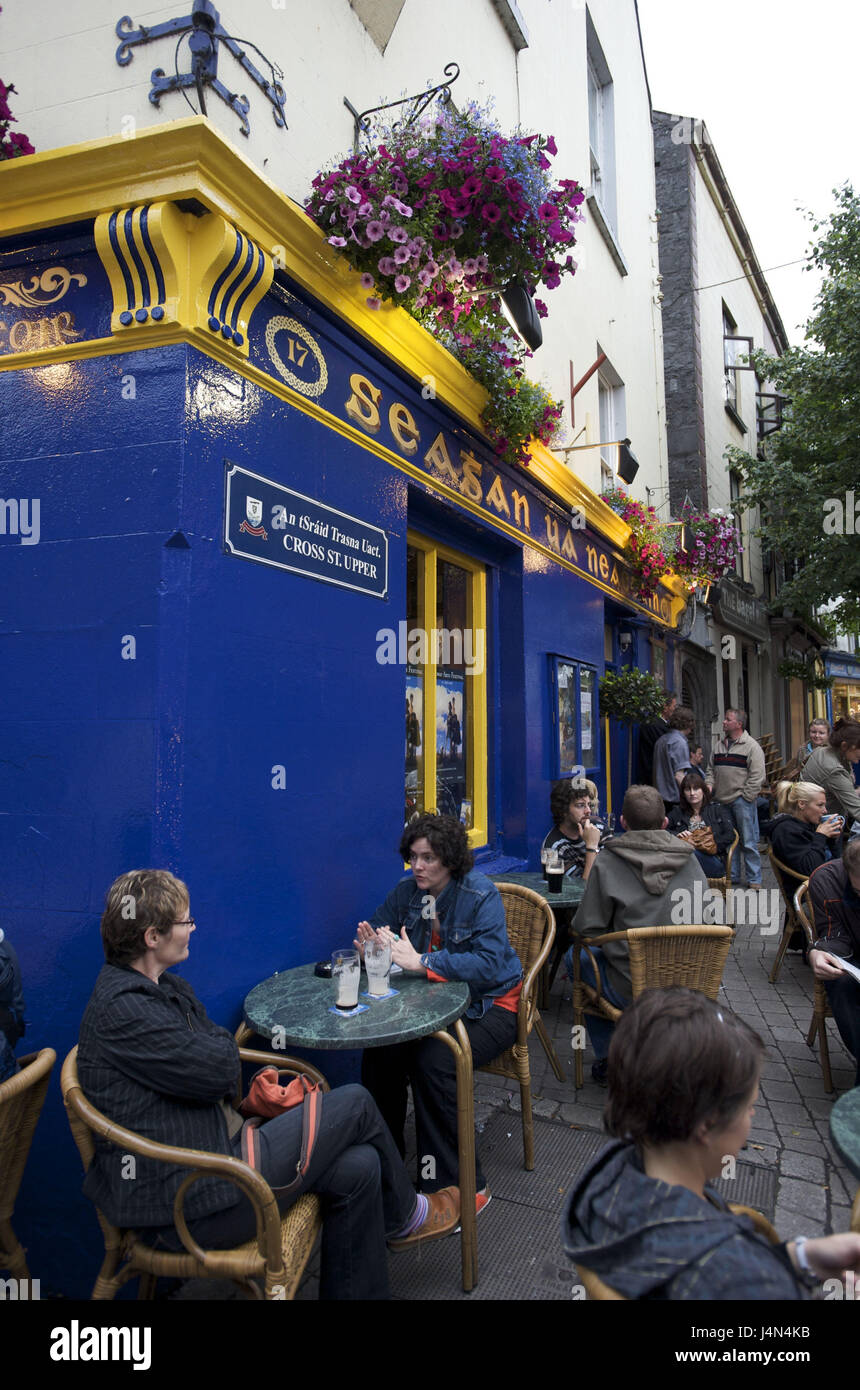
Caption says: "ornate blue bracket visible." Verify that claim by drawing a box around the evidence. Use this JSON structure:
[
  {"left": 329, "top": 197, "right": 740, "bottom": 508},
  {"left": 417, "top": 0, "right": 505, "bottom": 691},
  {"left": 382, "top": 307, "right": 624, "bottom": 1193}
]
[
  {"left": 115, "top": 1, "right": 286, "bottom": 138},
  {"left": 344, "top": 62, "right": 460, "bottom": 152}
]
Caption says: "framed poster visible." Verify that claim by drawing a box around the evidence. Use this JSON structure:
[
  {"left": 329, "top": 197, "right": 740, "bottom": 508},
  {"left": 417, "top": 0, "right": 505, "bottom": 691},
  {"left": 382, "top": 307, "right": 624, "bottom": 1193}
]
[{"left": 550, "top": 655, "right": 599, "bottom": 778}]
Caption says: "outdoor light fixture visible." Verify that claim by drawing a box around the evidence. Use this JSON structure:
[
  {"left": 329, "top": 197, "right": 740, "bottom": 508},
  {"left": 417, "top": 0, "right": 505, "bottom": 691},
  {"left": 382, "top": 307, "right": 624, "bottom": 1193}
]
[
  {"left": 618, "top": 629, "right": 633, "bottom": 653},
  {"left": 500, "top": 280, "right": 543, "bottom": 351},
  {"left": 617, "top": 439, "right": 639, "bottom": 485}
]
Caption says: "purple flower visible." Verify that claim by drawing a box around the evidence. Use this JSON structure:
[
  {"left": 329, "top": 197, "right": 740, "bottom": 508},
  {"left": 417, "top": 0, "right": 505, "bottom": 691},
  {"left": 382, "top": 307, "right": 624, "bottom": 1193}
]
[
  {"left": 366, "top": 221, "right": 385, "bottom": 242},
  {"left": 424, "top": 260, "right": 440, "bottom": 278},
  {"left": 394, "top": 245, "right": 411, "bottom": 264},
  {"left": 366, "top": 296, "right": 381, "bottom": 310},
  {"left": 405, "top": 147, "right": 419, "bottom": 159},
  {"left": 460, "top": 175, "right": 483, "bottom": 198},
  {"left": 394, "top": 274, "right": 412, "bottom": 292},
  {"left": 345, "top": 185, "right": 362, "bottom": 204},
  {"left": 388, "top": 226, "right": 409, "bottom": 243},
  {"left": 463, "top": 258, "right": 479, "bottom": 275},
  {"left": 327, "top": 235, "right": 347, "bottom": 248},
  {"left": 360, "top": 272, "right": 375, "bottom": 289},
  {"left": 418, "top": 269, "right": 433, "bottom": 287},
  {"left": 358, "top": 201, "right": 373, "bottom": 216},
  {"left": 485, "top": 165, "right": 505, "bottom": 183},
  {"left": 480, "top": 203, "right": 502, "bottom": 225},
  {"left": 377, "top": 256, "right": 396, "bottom": 275}
]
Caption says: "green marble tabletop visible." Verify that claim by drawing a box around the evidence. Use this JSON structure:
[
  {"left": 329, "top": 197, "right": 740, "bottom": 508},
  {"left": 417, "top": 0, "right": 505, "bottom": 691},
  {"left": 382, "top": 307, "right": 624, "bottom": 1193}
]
[
  {"left": 829, "top": 1086, "right": 860, "bottom": 1180},
  {"left": 491, "top": 871, "right": 586, "bottom": 908},
  {"left": 244, "top": 963, "right": 470, "bottom": 1050}
]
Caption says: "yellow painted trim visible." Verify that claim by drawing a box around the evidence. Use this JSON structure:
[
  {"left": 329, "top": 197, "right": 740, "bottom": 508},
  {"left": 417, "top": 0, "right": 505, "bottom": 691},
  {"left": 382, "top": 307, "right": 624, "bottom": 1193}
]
[
  {"left": 1, "top": 118, "right": 642, "bottom": 551},
  {"left": 0, "top": 322, "right": 684, "bottom": 628},
  {"left": 603, "top": 715, "right": 612, "bottom": 815}
]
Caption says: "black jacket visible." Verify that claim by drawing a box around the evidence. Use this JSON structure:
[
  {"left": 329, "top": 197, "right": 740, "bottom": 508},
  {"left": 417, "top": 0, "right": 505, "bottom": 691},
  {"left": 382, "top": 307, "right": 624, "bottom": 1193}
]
[
  {"left": 767, "top": 813, "right": 831, "bottom": 879},
  {"left": 808, "top": 859, "right": 860, "bottom": 960},
  {"left": 637, "top": 718, "right": 668, "bottom": 785},
  {"left": 77, "top": 963, "right": 242, "bottom": 1228},
  {"left": 666, "top": 802, "right": 735, "bottom": 857}
]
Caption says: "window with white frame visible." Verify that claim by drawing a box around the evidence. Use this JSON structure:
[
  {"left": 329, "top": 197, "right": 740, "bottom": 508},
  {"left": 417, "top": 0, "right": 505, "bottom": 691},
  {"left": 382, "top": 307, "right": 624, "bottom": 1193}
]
[
  {"left": 586, "top": 10, "right": 617, "bottom": 236},
  {"left": 598, "top": 357, "right": 626, "bottom": 486}
]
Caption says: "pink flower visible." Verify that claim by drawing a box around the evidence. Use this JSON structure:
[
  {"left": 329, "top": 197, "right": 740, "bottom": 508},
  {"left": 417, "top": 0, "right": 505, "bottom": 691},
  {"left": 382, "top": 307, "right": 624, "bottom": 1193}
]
[
  {"left": 358, "top": 201, "right": 373, "bottom": 216},
  {"left": 360, "top": 272, "right": 375, "bottom": 289},
  {"left": 534, "top": 299, "right": 548, "bottom": 318},
  {"left": 388, "top": 226, "right": 409, "bottom": 243},
  {"left": 463, "top": 258, "right": 479, "bottom": 275},
  {"left": 485, "top": 165, "right": 505, "bottom": 183},
  {"left": 366, "top": 221, "right": 385, "bottom": 242},
  {"left": 394, "top": 274, "right": 411, "bottom": 292},
  {"left": 377, "top": 256, "right": 396, "bottom": 275},
  {"left": 366, "top": 296, "right": 381, "bottom": 310},
  {"left": 480, "top": 203, "right": 502, "bottom": 225},
  {"left": 545, "top": 135, "right": 558, "bottom": 156},
  {"left": 460, "top": 175, "right": 483, "bottom": 198},
  {"left": 394, "top": 245, "right": 411, "bottom": 264},
  {"left": 424, "top": 260, "right": 440, "bottom": 278},
  {"left": 327, "top": 235, "right": 347, "bottom": 248},
  {"left": 345, "top": 185, "right": 362, "bottom": 204}
]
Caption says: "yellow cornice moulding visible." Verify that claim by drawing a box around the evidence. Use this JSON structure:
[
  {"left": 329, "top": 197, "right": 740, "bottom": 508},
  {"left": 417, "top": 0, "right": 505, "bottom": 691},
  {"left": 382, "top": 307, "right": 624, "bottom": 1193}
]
[{"left": 0, "top": 118, "right": 636, "bottom": 552}]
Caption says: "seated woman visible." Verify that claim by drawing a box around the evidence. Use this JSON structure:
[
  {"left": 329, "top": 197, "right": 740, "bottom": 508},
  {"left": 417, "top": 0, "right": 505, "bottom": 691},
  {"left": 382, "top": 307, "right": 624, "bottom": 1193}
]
[
  {"left": 563, "top": 987, "right": 860, "bottom": 1299},
  {"left": 795, "top": 717, "right": 831, "bottom": 777},
  {"left": 357, "top": 814, "right": 522, "bottom": 1215},
  {"left": 766, "top": 780, "right": 843, "bottom": 877},
  {"left": 666, "top": 773, "right": 735, "bottom": 877},
  {"left": 802, "top": 718, "right": 860, "bottom": 831},
  {"left": 78, "top": 870, "right": 459, "bottom": 1302},
  {"left": 542, "top": 778, "right": 612, "bottom": 883}
]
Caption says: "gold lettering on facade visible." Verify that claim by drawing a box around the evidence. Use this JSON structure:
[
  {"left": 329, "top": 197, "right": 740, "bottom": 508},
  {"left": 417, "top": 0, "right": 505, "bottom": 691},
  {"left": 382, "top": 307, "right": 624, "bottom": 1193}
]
[
  {"left": 2, "top": 312, "right": 82, "bottom": 353},
  {"left": 610, "top": 563, "right": 620, "bottom": 587},
  {"left": 585, "top": 544, "right": 598, "bottom": 574},
  {"left": 599, "top": 553, "right": 609, "bottom": 580},
  {"left": 485, "top": 474, "right": 510, "bottom": 517},
  {"left": 544, "top": 514, "right": 560, "bottom": 551},
  {"left": 459, "top": 450, "right": 483, "bottom": 503},
  {"left": 389, "top": 402, "right": 419, "bottom": 455},
  {"left": 344, "top": 373, "right": 382, "bottom": 433},
  {"left": 512, "top": 490, "right": 530, "bottom": 532},
  {"left": 425, "top": 431, "right": 460, "bottom": 486},
  {"left": 561, "top": 529, "right": 578, "bottom": 561}
]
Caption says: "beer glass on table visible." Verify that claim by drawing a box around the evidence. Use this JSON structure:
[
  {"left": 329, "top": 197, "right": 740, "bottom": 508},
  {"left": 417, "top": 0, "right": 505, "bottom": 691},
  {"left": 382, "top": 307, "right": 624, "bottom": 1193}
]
[
  {"left": 332, "top": 949, "right": 361, "bottom": 1011},
  {"left": 365, "top": 939, "right": 392, "bottom": 997}
]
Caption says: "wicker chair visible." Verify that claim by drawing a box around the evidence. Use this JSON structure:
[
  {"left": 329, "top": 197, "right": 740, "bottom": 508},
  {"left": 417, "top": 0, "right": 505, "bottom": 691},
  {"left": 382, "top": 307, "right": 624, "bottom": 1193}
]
[
  {"left": 571, "top": 925, "right": 734, "bottom": 1089},
  {"left": 706, "top": 831, "right": 739, "bottom": 904},
  {"left": 0, "top": 1047, "right": 56, "bottom": 1279},
  {"left": 793, "top": 883, "right": 834, "bottom": 1093},
  {"left": 767, "top": 847, "right": 808, "bottom": 984},
  {"left": 576, "top": 1204, "right": 779, "bottom": 1299},
  {"left": 62, "top": 1044, "right": 328, "bottom": 1300},
  {"left": 479, "top": 883, "right": 563, "bottom": 1170}
]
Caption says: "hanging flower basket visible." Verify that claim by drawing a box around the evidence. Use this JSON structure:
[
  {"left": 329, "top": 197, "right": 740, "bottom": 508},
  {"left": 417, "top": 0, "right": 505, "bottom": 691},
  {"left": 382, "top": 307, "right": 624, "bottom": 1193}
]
[
  {"left": 669, "top": 504, "right": 739, "bottom": 590},
  {"left": 306, "top": 102, "right": 585, "bottom": 466},
  {"left": 601, "top": 488, "right": 672, "bottom": 602}
]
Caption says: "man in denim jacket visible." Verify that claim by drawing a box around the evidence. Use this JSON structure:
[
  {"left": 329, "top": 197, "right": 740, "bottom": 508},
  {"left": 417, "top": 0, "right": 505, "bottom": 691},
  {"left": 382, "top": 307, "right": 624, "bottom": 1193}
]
[{"left": 358, "top": 815, "right": 521, "bottom": 1211}]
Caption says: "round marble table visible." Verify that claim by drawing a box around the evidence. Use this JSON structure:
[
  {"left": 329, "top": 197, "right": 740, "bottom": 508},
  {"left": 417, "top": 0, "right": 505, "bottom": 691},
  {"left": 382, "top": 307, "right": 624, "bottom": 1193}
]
[
  {"left": 490, "top": 870, "right": 586, "bottom": 910},
  {"left": 243, "top": 964, "right": 478, "bottom": 1291},
  {"left": 829, "top": 1087, "right": 860, "bottom": 1231}
]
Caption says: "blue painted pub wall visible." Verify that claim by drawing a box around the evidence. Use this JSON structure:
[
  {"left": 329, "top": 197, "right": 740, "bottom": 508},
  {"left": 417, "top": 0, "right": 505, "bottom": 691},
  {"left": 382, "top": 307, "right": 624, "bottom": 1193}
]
[{"left": 3, "top": 292, "right": 619, "bottom": 1297}]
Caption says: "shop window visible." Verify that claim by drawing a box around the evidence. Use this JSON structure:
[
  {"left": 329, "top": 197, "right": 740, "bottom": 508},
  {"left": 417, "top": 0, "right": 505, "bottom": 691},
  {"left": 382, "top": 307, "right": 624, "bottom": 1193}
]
[
  {"left": 405, "top": 534, "right": 487, "bottom": 845},
  {"left": 551, "top": 656, "right": 598, "bottom": 777}
]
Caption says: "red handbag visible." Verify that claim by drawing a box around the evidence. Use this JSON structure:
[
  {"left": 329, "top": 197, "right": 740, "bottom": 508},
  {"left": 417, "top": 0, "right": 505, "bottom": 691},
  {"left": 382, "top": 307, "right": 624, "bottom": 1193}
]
[{"left": 239, "top": 1067, "right": 323, "bottom": 1198}]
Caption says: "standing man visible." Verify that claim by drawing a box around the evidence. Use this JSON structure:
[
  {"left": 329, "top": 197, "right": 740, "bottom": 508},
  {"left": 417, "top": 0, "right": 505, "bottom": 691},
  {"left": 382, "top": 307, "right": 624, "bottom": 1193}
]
[
  {"left": 710, "top": 708, "right": 766, "bottom": 889},
  {"left": 637, "top": 691, "right": 677, "bottom": 787},
  {"left": 653, "top": 706, "right": 695, "bottom": 814}
]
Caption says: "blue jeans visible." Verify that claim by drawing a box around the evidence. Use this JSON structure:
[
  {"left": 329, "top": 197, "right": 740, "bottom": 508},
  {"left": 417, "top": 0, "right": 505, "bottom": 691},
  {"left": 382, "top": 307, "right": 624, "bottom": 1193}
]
[
  {"left": 728, "top": 796, "right": 761, "bottom": 884},
  {"left": 565, "top": 944, "right": 629, "bottom": 1060}
]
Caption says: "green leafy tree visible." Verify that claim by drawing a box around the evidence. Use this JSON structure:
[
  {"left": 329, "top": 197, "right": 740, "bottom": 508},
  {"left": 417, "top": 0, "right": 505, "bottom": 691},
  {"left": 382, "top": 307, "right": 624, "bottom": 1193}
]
[
  {"left": 728, "top": 184, "right": 860, "bottom": 635},
  {"left": 599, "top": 669, "right": 666, "bottom": 785}
]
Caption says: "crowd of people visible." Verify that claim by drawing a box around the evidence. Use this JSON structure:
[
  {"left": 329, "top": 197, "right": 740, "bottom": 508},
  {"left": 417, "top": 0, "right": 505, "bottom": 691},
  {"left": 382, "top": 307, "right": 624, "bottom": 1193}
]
[{"left": 4, "top": 704, "right": 859, "bottom": 1302}]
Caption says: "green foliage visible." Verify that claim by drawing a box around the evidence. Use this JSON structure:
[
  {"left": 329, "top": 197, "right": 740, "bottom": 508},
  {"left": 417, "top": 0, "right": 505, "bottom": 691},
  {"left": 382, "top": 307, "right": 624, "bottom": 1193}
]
[
  {"left": 776, "top": 657, "right": 834, "bottom": 690},
  {"left": 727, "top": 184, "right": 860, "bottom": 633},
  {"left": 599, "top": 669, "right": 666, "bottom": 725}
]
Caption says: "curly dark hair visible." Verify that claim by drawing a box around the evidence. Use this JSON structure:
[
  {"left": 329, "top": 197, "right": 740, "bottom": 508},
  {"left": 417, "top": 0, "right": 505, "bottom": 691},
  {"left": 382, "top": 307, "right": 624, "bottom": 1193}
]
[
  {"left": 549, "top": 778, "right": 591, "bottom": 826},
  {"left": 398, "top": 814, "right": 473, "bottom": 879},
  {"left": 605, "top": 988, "right": 765, "bottom": 1148},
  {"left": 830, "top": 719, "right": 860, "bottom": 752}
]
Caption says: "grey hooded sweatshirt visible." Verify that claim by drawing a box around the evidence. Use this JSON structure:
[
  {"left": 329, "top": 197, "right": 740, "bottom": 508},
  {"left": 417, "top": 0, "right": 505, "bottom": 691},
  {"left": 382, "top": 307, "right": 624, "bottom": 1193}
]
[
  {"left": 563, "top": 1140, "right": 803, "bottom": 1300},
  {"left": 573, "top": 830, "right": 710, "bottom": 999}
]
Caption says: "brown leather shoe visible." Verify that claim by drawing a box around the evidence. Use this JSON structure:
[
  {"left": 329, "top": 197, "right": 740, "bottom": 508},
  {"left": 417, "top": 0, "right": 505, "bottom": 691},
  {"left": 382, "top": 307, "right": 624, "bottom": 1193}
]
[{"left": 387, "top": 1187, "right": 460, "bottom": 1251}]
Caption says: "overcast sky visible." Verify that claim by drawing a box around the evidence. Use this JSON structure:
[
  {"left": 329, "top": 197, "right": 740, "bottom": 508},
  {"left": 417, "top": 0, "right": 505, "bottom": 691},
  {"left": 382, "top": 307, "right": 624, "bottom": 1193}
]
[{"left": 636, "top": 0, "right": 860, "bottom": 346}]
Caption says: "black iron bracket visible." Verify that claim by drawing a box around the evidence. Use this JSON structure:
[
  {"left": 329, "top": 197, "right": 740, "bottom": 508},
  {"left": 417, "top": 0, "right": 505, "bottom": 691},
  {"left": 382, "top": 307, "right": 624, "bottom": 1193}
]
[
  {"left": 344, "top": 62, "right": 460, "bottom": 150},
  {"left": 115, "top": 5, "right": 286, "bottom": 138}
]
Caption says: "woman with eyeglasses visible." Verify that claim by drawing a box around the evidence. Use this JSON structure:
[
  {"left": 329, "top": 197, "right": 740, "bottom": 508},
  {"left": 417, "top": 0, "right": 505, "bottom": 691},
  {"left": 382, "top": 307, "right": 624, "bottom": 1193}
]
[{"left": 356, "top": 814, "right": 522, "bottom": 1220}]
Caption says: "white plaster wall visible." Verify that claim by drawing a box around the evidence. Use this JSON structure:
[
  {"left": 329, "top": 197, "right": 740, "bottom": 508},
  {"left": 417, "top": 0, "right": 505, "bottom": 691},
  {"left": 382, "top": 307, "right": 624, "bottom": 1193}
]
[{"left": 1, "top": 0, "right": 666, "bottom": 505}]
